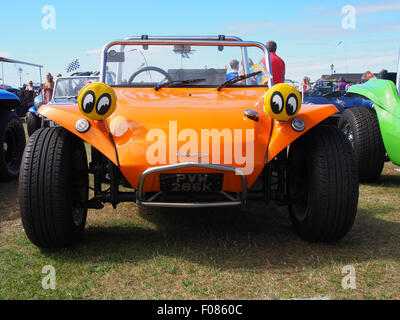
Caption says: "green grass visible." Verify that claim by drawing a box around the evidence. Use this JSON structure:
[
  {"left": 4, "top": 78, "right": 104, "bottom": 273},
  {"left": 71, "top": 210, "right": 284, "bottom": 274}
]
[{"left": 1, "top": 163, "right": 400, "bottom": 300}]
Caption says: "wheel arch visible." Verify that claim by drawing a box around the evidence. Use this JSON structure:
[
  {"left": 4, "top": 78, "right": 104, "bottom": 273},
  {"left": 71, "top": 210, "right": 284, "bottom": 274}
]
[
  {"left": 38, "top": 104, "right": 118, "bottom": 165},
  {"left": 347, "top": 79, "right": 400, "bottom": 116},
  {"left": 267, "top": 104, "right": 338, "bottom": 162}
]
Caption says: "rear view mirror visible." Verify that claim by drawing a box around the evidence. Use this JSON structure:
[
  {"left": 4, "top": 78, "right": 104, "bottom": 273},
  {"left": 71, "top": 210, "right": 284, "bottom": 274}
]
[{"left": 107, "top": 50, "right": 125, "bottom": 63}]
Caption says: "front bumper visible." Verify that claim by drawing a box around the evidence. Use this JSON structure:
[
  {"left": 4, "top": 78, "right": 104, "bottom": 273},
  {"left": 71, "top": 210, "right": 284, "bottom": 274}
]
[{"left": 136, "top": 162, "right": 248, "bottom": 208}]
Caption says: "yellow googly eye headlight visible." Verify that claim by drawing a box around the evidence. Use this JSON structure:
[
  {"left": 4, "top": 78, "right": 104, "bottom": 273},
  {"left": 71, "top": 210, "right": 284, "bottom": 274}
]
[
  {"left": 263, "top": 83, "right": 301, "bottom": 121},
  {"left": 77, "top": 82, "right": 117, "bottom": 120}
]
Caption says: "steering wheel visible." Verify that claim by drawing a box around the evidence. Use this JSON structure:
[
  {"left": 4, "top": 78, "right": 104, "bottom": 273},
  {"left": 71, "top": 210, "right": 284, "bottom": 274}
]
[{"left": 128, "top": 66, "right": 173, "bottom": 84}]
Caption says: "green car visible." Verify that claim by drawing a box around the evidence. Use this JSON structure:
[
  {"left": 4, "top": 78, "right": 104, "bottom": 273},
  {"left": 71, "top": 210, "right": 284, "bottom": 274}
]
[{"left": 339, "top": 77, "right": 400, "bottom": 182}]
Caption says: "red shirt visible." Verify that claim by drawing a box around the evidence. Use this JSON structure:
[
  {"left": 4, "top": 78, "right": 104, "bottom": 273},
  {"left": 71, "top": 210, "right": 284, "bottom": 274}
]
[{"left": 261, "top": 52, "right": 285, "bottom": 84}]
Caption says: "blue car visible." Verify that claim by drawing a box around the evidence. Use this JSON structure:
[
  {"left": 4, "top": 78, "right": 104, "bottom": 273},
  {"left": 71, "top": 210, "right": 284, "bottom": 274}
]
[
  {"left": 303, "top": 81, "right": 373, "bottom": 124},
  {"left": 0, "top": 89, "right": 26, "bottom": 181}
]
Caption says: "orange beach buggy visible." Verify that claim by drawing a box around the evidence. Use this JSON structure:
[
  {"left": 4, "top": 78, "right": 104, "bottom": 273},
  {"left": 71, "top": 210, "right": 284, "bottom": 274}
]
[{"left": 19, "top": 36, "right": 359, "bottom": 248}]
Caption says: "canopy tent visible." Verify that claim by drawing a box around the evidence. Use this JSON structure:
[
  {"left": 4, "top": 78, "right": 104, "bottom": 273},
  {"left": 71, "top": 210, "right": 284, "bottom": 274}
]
[{"left": 0, "top": 57, "right": 44, "bottom": 87}]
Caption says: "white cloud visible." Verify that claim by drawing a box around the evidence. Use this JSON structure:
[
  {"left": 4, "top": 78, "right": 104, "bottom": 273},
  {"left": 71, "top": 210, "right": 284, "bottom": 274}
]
[
  {"left": 305, "top": 2, "right": 400, "bottom": 15},
  {"left": 304, "top": 6, "right": 338, "bottom": 15},
  {"left": 357, "top": 2, "right": 400, "bottom": 14},
  {"left": 82, "top": 48, "right": 102, "bottom": 55},
  {"left": 0, "top": 52, "right": 12, "bottom": 58},
  {"left": 25, "top": 53, "right": 41, "bottom": 57},
  {"left": 223, "top": 21, "right": 277, "bottom": 33},
  {"left": 56, "top": 48, "right": 103, "bottom": 56},
  {"left": 378, "top": 23, "right": 400, "bottom": 30}
]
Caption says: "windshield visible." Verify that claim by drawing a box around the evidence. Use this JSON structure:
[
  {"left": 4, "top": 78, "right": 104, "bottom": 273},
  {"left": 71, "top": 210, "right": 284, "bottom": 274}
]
[
  {"left": 54, "top": 76, "right": 99, "bottom": 99},
  {"left": 104, "top": 43, "right": 270, "bottom": 87}
]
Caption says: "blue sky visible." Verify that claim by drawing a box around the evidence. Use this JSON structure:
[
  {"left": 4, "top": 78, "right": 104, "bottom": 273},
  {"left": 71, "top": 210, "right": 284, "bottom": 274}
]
[{"left": 1, "top": 0, "right": 400, "bottom": 87}]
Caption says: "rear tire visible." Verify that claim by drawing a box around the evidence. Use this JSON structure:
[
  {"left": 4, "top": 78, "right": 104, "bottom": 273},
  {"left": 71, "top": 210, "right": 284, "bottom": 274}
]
[
  {"left": 338, "top": 107, "right": 385, "bottom": 182},
  {"left": 26, "top": 112, "right": 42, "bottom": 136},
  {"left": 19, "top": 127, "right": 88, "bottom": 248},
  {"left": 287, "top": 125, "right": 359, "bottom": 242},
  {"left": 0, "top": 111, "right": 26, "bottom": 181}
]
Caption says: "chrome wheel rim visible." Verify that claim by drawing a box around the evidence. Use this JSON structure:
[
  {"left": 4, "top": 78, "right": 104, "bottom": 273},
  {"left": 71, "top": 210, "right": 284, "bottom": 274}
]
[{"left": 343, "top": 124, "right": 354, "bottom": 145}]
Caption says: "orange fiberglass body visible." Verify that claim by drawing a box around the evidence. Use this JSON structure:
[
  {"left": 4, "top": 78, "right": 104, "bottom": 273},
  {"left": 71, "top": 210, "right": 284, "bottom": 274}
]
[
  {"left": 20, "top": 37, "right": 360, "bottom": 248},
  {"left": 39, "top": 86, "right": 337, "bottom": 192}
]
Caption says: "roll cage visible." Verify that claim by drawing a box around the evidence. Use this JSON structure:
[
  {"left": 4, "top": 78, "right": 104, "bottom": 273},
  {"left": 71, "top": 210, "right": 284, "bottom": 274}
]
[{"left": 100, "top": 35, "right": 273, "bottom": 87}]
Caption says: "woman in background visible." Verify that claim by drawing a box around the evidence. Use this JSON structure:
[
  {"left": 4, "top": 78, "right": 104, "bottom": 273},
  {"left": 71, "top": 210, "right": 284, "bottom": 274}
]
[
  {"left": 337, "top": 77, "right": 347, "bottom": 91},
  {"left": 43, "top": 73, "right": 54, "bottom": 104},
  {"left": 301, "top": 76, "right": 311, "bottom": 92}
]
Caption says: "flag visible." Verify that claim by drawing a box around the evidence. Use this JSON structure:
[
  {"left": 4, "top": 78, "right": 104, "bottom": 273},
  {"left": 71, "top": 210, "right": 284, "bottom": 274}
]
[
  {"left": 66, "top": 59, "right": 80, "bottom": 73},
  {"left": 250, "top": 61, "right": 271, "bottom": 85}
]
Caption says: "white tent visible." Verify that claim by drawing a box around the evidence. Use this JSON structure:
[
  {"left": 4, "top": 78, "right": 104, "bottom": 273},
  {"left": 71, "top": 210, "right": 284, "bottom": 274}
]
[{"left": 0, "top": 57, "right": 43, "bottom": 86}]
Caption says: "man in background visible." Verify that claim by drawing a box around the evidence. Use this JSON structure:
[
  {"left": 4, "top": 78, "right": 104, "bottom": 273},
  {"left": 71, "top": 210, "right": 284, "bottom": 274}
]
[
  {"left": 226, "top": 59, "right": 240, "bottom": 81},
  {"left": 261, "top": 40, "right": 285, "bottom": 84}
]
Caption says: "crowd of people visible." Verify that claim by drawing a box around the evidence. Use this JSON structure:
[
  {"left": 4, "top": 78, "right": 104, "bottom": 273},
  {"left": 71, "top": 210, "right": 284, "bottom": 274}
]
[{"left": 16, "top": 73, "right": 58, "bottom": 117}]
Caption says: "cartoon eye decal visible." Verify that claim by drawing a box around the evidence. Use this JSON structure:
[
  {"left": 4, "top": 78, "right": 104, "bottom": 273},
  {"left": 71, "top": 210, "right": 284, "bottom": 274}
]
[
  {"left": 78, "top": 82, "right": 117, "bottom": 120},
  {"left": 270, "top": 91, "right": 284, "bottom": 114},
  {"left": 286, "top": 93, "right": 299, "bottom": 116},
  {"left": 81, "top": 91, "right": 95, "bottom": 114},
  {"left": 96, "top": 93, "right": 111, "bottom": 115}
]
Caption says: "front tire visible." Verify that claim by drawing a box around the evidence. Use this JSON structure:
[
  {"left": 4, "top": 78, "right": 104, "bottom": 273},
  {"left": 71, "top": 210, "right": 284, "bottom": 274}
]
[
  {"left": 338, "top": 107, "right": 385, "bottom": 182},
  {"left": 287, "top": 125, "right": 359, "bottom": 242},
  {"left": 26, "top": 112, "right": 42, "bottom": 136},
  {"left": 0, "top": 111, "right": 26, "bottom": 181},
  {"left": 19, "top": 127, "right": 88, "bottom": 248}
]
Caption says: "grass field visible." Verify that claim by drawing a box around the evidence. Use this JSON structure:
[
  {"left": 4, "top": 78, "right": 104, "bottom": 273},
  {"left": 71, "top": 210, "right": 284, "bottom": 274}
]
[{"left": 1, "top": 162, "right": 400, "bottom": 300}]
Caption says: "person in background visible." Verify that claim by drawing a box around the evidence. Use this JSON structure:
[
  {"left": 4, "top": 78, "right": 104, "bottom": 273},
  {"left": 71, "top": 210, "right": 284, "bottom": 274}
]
[
  {"left": 26, "top": 81, "right": 35, "bottom": 92},
  {"left": 38, "top": 83, "right": 44, "bottom": 94},
  {"left": 43, "top": 73, "right": 55, "bottom": 104},
  {"left": 15, "top": 82, "right": 34, "bottom": 117},
  {"left": 239, "top": 59, "right": 257, "bottom": 84},
  {"left": 337, "top": 77, "right": 347, "bottom": 91},
  {"left": 239, "top": 59, "right": 254, "bottom": 76},
  {"left": 57, "top": 73, "right": 62, "bottom": 78},
  {"left": 261, "top": 40, "right": 285, "bottom": 84},
  {"left": 24, "top": 81, "right": 35, "bottom": 112},
  {"left": 225, "top": 59, "right": 240, "bottom": 81},
  {"left": 301, "top": 76, "right": 311, "bottom": 92},
  {"left": 25, "top": 81, "right": 35, "bottom": 104},
  {"left": 379, "top": 69, "right": 388, "bottom": 79},
  {"left": 17, "top": 84, "right": 27, "bottom": 101}
]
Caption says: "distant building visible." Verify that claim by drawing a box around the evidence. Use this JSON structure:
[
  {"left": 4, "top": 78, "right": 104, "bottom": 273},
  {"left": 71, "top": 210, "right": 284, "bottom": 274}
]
[{"left": 320, "top": 72, "right": 397, "bottom": 84}]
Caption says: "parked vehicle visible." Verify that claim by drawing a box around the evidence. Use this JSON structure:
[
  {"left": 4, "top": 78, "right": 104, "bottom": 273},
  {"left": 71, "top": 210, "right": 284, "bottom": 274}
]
[
  {"left": 0, "top": 56, "right": 43, "bottom": 118},
  {"left": 338, "top": 53, "right": 400, "bottom": 182},
  {"left": 303, "top": 80, "right": 373, "bottom": 124},
  {"left": 19, "top": 36, "right": 359, "bottom": 248},
  {"left": 27, "top": 75, "right": 99, "bottom": 135},
  {"left": 0, "top": 89, "right": 26, "bottom": 181},
  {"left": 342, "top": 77, "right": 399, "bottom": 181}
]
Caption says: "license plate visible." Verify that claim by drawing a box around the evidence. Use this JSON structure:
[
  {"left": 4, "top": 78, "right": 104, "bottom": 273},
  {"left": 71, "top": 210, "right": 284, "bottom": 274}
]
[{"left": 160, "top": 173, "right": 223, "bottom": 192}]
